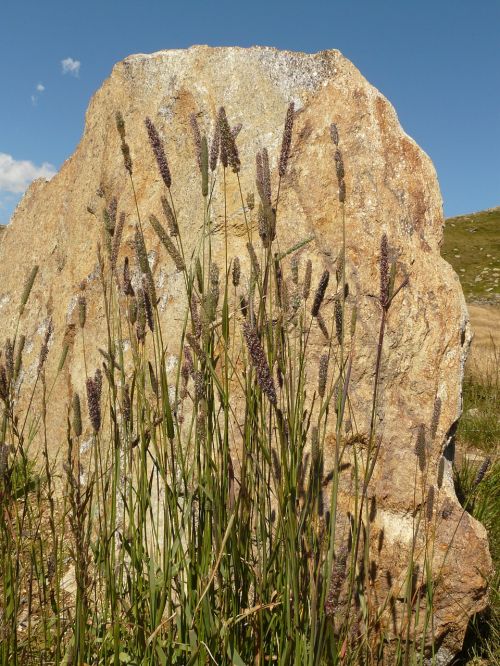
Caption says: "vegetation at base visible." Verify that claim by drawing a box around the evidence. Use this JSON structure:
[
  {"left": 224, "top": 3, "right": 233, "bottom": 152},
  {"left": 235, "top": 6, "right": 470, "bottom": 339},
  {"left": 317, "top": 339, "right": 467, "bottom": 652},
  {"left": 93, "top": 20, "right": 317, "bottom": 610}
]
[
  {"left": 453, "top": 459, "right": 500, "bottom": 665},
  {"left": 442, "top": 207, "right": 500, "bottom": 302}
]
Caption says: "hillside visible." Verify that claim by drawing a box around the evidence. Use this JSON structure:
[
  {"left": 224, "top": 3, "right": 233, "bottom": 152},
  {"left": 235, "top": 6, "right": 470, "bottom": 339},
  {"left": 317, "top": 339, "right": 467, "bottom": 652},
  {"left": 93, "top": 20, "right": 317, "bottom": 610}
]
[{"left": 443, "top": 206, "right": 500, "bottom": 302}]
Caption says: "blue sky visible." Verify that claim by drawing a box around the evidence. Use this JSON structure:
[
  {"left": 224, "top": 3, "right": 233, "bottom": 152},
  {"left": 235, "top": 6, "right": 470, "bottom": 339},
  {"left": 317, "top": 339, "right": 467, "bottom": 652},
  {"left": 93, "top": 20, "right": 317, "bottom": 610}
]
[{"left": 1, "top": 0, "right": 499, "bottom": 224}]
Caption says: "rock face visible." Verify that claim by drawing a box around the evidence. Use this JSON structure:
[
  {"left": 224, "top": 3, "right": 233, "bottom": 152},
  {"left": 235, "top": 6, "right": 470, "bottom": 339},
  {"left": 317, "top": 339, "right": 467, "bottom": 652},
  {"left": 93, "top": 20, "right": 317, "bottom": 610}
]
[{"left": 0, "top": 47, "right": 491, "bottom": 660}]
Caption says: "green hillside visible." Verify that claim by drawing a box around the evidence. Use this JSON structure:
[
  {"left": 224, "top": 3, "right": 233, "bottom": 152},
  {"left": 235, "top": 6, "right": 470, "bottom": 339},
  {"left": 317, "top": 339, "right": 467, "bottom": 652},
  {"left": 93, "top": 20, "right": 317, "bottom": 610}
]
[{"left": 443, "top": 207, "right": 500, "bottom": 302}]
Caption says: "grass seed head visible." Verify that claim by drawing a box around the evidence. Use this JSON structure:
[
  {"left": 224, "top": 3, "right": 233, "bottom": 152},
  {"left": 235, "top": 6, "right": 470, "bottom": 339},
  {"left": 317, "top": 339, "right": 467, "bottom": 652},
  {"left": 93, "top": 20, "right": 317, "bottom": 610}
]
[
  {"left": 201, "top": 135, "right": 209, "bottom": 196},
  {"left": 209, "top": 116, "right": 220, "bottom": 172},
  {"left": 86, "top": 369, "right": 102, "bottom": 433},
  {"left": 72, "top": 392, "right": 82, "bottom": 437},
  {"left": 161, "top": 196, "right": 178, "bottom": 237},
  {"left": 78, "top": 295, "right": 87, "bottom": 329},
  {"left": 122, "top": 256, "right": 135, "bottom": 297},
  {"left": 190, "top": 294, "right": 202, "bottom": 338},
  {"left": 415, "top": 424, "right": 427, "bottom": 472},
  {"left": 474, "top": 457, "right": 491, "bottom": 486},
  {"left": 380, "top": 234, "right": 390, "bottom": 307},
  {"left": 122, "top": 384, "right": 131, "bottom": 424},
  {"left": 243, "top": 321, "right": 277, "bottom": 406},
  {"left": 141, "top": 276, "right": 154, "bottom": 332},
  {"left": 291, "top": 254, "right": 299, "bottom": 285},
  {"left": 209, "top": 262, "right": 220, "bottom": 311},
  {"left": 318, "top": 353, "right": 329, "bottom": 398},
  {"left": 426, "top": 485, "right": 435, "bottom": 523},
  {"left": 135, "top": 291, "right": 146, "bottom": 342},
  {"left": 20, "top": 265, "right": 39, "bottom": 313},
  {"left": 145, "top": 116, "right": 171, "bottom": 189},
  {"left": 37, "top": 319, "right": 53, "bottom": 374},
  {"left": 111, "top": 211, "right": 126, "bottom": 272},
  {"left": 278, "top": 101, "right": 294, "bottom": 178},
  {"left": 311, "top": 270, "right": 330, "bottom": 317},
  {"left": 247, "top": 242, "right": 261, "bottom": 278},
  {"left": 335, "top": 300, "right": 343, "bottom": 344},
  {"left": 149, "top": 214, "right": 185, "bottom": 271},
  {"left": 134, "top": 226, "right": 150, "bottom": 276},
  {"left": 303, "top": 259, "right": 312, "bottom": 300},
  {"left": 256, "top": 149, "right": 272, "bottom": 206},
  {"left": 115, "top": 111, "right": 126, "bottom": 141},
  {"left": 4, "top": 339, "right": 14, "bottom": 382},
  {"left": 218, "top": 107, "right": 240, "bottom": 173},
  {"left": 121, "top": 143, "right": 133, "bottom": 175},
  {"left": 13, "top": 334, "right": 25, "bottom": 381},
  {"left": 128, "top": 297, "right": 138, "bottom": 325},
  {"left": 0, "top": 365, "right": 8, "bottom": 403},
  {"left": 232, "top": 257, "right": 241, "bottom": 287},
  {"left": 317, "top": 313, "right": 330, "bottom": 340},
  {"left": 437, "top": 457, "right": 445, "bottom": 489},
  {"left": 430, "top": 396, "right": 442, "bottom": 440}
]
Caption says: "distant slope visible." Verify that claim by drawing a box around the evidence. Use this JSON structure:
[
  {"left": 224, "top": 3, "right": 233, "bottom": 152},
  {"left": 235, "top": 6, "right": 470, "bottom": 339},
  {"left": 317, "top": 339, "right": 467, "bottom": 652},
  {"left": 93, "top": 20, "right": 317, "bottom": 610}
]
[{"left": 443, "top": 207, "right": 500, "bottom": 302}]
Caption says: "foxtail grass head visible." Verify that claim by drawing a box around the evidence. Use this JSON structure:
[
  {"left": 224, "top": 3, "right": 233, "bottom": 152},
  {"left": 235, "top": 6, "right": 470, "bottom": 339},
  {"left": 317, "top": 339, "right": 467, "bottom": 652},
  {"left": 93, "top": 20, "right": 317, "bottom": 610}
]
[
  {"left": 232, "top": 257, "right": 241, "bottom": 288},
  {"left": 243, "top": 321, "right": 277, "bottom": 406},
  {"left": 149, "top": 214, "right": 185, "bottom": 272},
  {"left": 116, "top": 112, "right": 133, "bottom": 174},
  {"left": 161, "top": 196, "right": 178, "bottom": 237},
  {"left": 379, "top": 234, "right": 390, "bottom": 308},
  {"left": 311, "top": 270, "right": 329, "bottom": 317},
  {"left": 122, "top": 257, "right": 135, "bottom": 297},
  {"left": 20, "top": 265, "right": 39, "bottom": 314},
  {"left": 209, "top": 117, "right": 220, "bottom": 172},
  {"left": 145, "top": 116, "right": 172, "bottom": 189},
  {"left": 318, "top": 353, "right": 329, "bottom": 398},
  {"left": 278, "top": 102, "right": 294, "bottom": 178},
  {"left": 415, "top": 424, "right": 427, "bottom": 472},
  {"left": 37, "top": 319, "right": 53, "bottom": 375},
  {"left": 218, "top": 106, "right": 240, "bottom": 173},
  {"left": 474, "top": 457, "right": 491, "bottom": 486},
  {"left": 86, "top": 368, "right": 102, "bottom": 433},
  {"left": 256, "top": 148, "right": 272, "bottom": 207},
  {"left": 72, "top": 392, "right": 82, "bottom": 437},
  {"left": 303, "top": 260, "right": 312, "bottom": 301}
]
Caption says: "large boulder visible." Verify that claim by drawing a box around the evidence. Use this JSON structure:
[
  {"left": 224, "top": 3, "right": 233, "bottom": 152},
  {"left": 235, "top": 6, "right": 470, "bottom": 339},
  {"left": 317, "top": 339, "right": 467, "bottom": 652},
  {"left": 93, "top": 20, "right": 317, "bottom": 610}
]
[{"left": 0, "top": 46, "right": 491, "bottom": 661}]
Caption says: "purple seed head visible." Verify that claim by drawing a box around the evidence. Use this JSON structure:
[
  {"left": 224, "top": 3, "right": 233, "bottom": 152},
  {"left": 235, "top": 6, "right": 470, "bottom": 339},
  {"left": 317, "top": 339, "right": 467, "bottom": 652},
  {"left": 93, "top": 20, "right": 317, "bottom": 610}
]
[
  {"left": 243, "top": 321, "right": 277, "bottom": 406},
  {"left": 474, "top": 457, "right": 491, "bottom": 487},
  {"left": 311, "top": 270, "right": 330, "bottom": 317},
  {"left": 279, "top": 102, "right": 294, "bottom": 178},
  {"left": 209, "top": 117, "right": 220, "bottom": 172},
  {"left": 145, "top": 116, "right": 171, "bottom": 188},
  {"left": 380, "top": 234, "right": 390, "bottom": 307},
  {"left": 86, "top": 368, "right": 103, "bottom": 433}
]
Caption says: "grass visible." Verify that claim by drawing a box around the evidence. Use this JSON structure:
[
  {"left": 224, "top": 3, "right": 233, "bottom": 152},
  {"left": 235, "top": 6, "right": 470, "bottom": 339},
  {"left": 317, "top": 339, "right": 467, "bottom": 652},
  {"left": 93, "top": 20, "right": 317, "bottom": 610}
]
[
  {"left": 0, "top": 107, "right": 495, "bottom": 665},
  {"left": 452, "top": 349, "right": 499, "bottom": 665},
  {"left": 457, "top": 374, "right": 499, "bottom": 455},
  {"left": 452, "top": 459, "right": 500, "bottom": 665},
  {"left": 442, "top": 207, "right": 500, "bottom": 302},
  {"left": 443, "top": 212, "right": 500, "bottom": 663}
]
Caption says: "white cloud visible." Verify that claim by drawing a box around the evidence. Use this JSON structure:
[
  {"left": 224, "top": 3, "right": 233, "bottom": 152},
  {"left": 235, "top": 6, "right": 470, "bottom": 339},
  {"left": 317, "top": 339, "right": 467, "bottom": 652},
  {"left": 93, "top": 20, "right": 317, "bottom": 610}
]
[
  {"left": 0, "top": 153, "right": 56, "bottom": 194},
  {"left": 61, "top": 57, "right": 80, "bottom": 76},
  {"left": 31, "top": 82, "right": 45, "bottom": 105}
]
